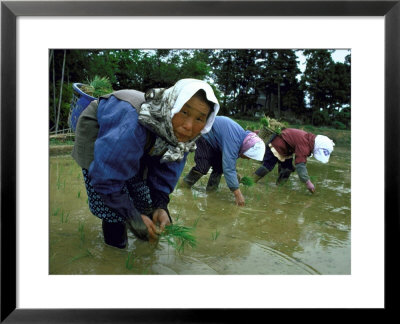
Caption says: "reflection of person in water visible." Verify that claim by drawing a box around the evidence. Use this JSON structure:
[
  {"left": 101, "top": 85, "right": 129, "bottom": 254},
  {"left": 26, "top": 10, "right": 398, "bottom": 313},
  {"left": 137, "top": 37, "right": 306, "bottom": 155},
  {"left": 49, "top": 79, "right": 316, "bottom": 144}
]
[
  {"left": 252, "top": 128, "right": 334, "bottom": 193},
  {"left": 71, "top": 79, "right": 219, "bottom": 249},
  {"left": 182, "top": 116, "right": 265, "bottom": 206}
]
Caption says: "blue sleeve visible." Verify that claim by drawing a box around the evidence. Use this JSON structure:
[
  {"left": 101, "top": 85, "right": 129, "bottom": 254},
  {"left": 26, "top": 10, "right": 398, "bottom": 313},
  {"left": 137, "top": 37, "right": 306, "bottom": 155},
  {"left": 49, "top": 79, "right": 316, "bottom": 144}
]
[
  {"left": 212, "top": 117, "right": 247, "bottom": 191},
  {"left": 147, "top": 153, "right": 188, "bottom": 196},
  {"left": 89, "top": 96, "right": 147, "bottom": 195},
  {"left": 221, "top": 137, "right": 240, "bottom": 191}
]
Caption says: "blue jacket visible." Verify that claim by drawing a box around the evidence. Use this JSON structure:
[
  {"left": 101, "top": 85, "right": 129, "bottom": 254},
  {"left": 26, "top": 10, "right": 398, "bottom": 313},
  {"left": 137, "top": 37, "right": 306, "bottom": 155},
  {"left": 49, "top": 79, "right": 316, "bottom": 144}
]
[
  {"left": 88, "top": 95, "right": 187, "bottom": 217},
  {"left": 202, "top": 116, "right": 249, "bottom": 190}
]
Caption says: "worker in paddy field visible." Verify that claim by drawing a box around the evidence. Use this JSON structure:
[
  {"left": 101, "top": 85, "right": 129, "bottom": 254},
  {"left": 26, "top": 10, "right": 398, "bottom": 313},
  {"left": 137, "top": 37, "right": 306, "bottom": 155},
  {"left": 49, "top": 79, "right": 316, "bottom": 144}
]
[
  {"left": 252, "top": 128, "right": 335, "bottom": 193},
  {"left": 71, "top": 79, "right": 220, "bottom": 248},
  {"left": 182, "top": 116, "right": 266, "bottom": 206}
]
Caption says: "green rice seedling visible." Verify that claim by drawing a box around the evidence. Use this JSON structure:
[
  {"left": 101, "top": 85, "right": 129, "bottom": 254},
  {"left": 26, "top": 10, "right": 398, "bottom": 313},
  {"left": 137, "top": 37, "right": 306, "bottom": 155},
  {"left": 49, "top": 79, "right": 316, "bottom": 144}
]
[
  {"left": 60, "top": 210, "right": 69, "bottom": 223},
  {"left": 264, "top": 178, "right": 270, "bottom": 192},
  {"left": 68, "top": 249, "right": 93, "bottom": 263},
  {"left": 211, "top": 229, "right": 220, "bottom": 241},
  {"left": 259, "top": 116, "right": 287, "bottom": 137},
  {"left": 77, "top": 190, "right": 81, "bottom": 198},
  {"left": 56, "top": 176, "right": 61, "bottom": 190},
  {"left": 192, "top": 216, "right": 201, "bottom": 228},
  {"left": 125, "top": 252, "right": 135, "bottom": 270},
  {"left": 81, "top": 76, "right": 113, "bottom": 98},
  {"left": 160, "top": 223, "right": 197, "bottom": 253},
  {"left": 52, "top": 207, "right": 61, "bottom": 216},
  {"left": 78, "top": 222, "right": 85, "bottom": 246},
  {"left": 260, "top": 116, "right": 269, "bottom": 127},
  {"left": 240, "top": 176, "right": 255, "bottom": 187}
]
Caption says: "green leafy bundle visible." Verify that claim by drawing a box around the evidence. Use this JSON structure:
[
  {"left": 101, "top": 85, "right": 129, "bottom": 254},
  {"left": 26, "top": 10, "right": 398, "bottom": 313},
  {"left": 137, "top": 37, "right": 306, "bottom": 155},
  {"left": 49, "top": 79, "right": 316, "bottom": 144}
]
[
  {"left": 80, "top": 76, "right": 113, "bottom": 98},
  {"left": 240, "top": 176, "right": 255, "bottom": 187},
  {"left": 258, "top": 116, "right": 288, "bottom": 142},
  {"left": 160, "top": 223, "right": 197, "bottom": 253}
]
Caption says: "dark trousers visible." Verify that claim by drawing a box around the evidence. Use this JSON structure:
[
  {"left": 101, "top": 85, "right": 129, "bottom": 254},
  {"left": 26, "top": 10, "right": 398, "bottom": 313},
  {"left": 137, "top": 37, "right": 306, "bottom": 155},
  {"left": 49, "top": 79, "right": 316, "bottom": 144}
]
[
  {"left": 193, "top": 137, "right": 223, "bottom": 176},
  {"left": 82, "top": 169, "right": 152, "bottom": 248},
  {"left": 255, "top": 145, "right": 295, "bottom": 184},
  {"left": 261, "top": 145, "right": 294, "bottom": 172}
]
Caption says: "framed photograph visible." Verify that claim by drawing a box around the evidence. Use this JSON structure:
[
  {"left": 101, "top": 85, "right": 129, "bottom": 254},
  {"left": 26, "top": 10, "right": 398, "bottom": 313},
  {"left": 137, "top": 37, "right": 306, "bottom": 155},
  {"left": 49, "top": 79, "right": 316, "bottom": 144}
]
[{"left": 2, "top": 0, "right": 399, "bottom": 322}]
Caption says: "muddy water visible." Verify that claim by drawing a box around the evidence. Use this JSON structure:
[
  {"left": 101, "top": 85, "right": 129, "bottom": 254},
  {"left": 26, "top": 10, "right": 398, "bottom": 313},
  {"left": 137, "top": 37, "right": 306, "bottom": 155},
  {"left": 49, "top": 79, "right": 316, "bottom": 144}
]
[{"left": 49, "top": 145, "right": 350, "bottom": 275}]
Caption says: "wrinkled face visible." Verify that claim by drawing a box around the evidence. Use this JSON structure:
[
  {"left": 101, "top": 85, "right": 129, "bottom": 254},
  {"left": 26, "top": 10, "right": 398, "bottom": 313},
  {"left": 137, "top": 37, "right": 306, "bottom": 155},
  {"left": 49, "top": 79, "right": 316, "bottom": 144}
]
[{"left": 172, "top": 95, "right": 211, "bottom": 142}]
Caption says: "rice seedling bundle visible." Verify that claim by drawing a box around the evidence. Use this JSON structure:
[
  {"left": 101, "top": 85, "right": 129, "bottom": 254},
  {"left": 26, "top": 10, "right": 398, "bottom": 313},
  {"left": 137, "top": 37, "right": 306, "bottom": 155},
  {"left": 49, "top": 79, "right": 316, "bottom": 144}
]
[
  {"left": 258, "top": 115, "right": 288, "bottom": 142},
  {"left": 160, "top": 223, "right": 197, "bottom": 253},
  {"left": 80, "top": 76, "right": 113, "bottom": 98},
  {"left": 240, "top": 176, "right": 255, "bottom": 187}
]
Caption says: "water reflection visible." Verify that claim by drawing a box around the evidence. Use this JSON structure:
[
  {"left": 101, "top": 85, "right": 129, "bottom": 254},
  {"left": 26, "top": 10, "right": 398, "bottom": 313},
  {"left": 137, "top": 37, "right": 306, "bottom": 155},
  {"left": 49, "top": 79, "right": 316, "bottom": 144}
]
[{"left": 50, "top": 145, "right": 351, "bottom": 275}]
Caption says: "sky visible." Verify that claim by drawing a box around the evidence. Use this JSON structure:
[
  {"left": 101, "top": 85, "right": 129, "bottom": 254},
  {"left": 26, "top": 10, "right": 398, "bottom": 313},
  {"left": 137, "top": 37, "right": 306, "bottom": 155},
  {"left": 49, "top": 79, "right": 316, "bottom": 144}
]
[
  {"left": 297, "top": 49, "right": 350, "bottom": 73},
  {"left": 331, "top": 49, "right": 351, "bottom": 63}
]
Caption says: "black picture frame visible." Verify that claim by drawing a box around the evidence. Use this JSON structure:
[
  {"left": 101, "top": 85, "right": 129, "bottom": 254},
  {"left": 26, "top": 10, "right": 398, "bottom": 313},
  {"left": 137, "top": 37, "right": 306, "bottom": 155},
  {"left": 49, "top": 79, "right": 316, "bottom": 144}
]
[{"left": 1, "top": 0, "right": 399, "bottom": 322}]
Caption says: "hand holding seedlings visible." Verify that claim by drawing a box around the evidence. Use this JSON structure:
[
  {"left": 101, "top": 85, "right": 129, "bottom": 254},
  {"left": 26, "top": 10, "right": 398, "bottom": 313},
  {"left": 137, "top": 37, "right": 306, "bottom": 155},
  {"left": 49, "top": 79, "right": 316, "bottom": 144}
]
[
  {"left": 152, "top": 208, "right": 171, "bottom": 233},
  {"left": 141, "top": 209, "right": 171, "bottom": 241},
  {"left": 141, "top": 215, "right": 159, "bottom": 241}
]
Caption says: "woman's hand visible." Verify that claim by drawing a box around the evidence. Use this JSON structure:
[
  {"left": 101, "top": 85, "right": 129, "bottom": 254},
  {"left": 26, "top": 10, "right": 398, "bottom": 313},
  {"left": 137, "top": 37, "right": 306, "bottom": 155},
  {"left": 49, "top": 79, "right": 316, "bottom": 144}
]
[
  {"left": 306, "top": 180, "right": 315, "bottom": 194},
  {"left": 140, "top": 214, "right": 158, "bottom": 241},
  {"left": 152, "top": 208, "right": 171, "bottom": 232},
  {"left": 233, "top": 189, "right": 245, "bottom": 206}
]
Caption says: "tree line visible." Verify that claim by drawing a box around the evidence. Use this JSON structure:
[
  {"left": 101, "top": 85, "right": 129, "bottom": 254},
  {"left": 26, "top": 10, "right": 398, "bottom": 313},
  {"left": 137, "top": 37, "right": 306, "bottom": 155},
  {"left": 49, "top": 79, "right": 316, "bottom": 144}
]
[{"left": 49, "top": 49, "right": 350, "bottom": 133}]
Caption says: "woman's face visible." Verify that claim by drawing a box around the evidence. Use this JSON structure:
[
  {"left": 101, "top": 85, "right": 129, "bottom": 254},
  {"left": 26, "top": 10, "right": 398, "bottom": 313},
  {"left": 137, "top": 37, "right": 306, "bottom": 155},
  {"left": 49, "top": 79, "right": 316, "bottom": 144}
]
[{"left": 172, "top": 95, "right": 211, "bottom": 142}]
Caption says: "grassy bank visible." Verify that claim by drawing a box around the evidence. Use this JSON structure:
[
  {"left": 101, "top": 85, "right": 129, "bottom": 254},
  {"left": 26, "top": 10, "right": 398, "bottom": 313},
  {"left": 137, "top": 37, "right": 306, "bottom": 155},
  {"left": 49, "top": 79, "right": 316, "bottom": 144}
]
[
  {"left": 49, "top": 119, "right": 351, "bottom": 156},
  {"left": 234, "top": 119, "right": 351, "bottom": 146}
]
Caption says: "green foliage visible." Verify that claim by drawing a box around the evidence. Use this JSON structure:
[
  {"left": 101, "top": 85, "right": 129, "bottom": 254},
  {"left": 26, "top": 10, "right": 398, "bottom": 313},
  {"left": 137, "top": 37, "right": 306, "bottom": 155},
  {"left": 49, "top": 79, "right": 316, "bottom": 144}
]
[
  {"left": 49, "top": 138, "right": 74, "bottom": 146},
  {"left": 211, "top": 229, "right": 220, "bottom": 241},
  {"left": 60, "top": 209, "right": 69, "bottom": 223},
  {"left": 125, "top": 252, "right": 135, "bottom": 270},
  {"left": 312, "top": 110, "right": 330, "bottom": 126},
  {"left": 240, "top": 176, "right": 255, "bottom": 187},
  {"left": 260, "top": 117, "right": 269, "bottom": 127},
  {"left": 303, "top": 125, "right": 316, "bottom": 132},
  {"left": 49, "top": 81, "right": 73, "bottom": 131},
  {"left": 160, "top": 223, "right": 197, "bottom": 253},
  {"left": 301, "top": 49, "right": 350, "bottom": 124},
  {"left": 49, "top": 49, "right": 351, "bottom": 131},
  {"left": 332, "top": 121, "right": 347, "bottom": 130},
  {"left": 78, "top": 221, "right": 85, "bottom": 247},
  {"left": 81, "top": 76, "right": 113, "bottom": 98},
  {"left": 334, "top": 107, "right": 351, "bottom": 129},
  {"left": 68, "top": 249, "right": 93, "bottom": 264}
]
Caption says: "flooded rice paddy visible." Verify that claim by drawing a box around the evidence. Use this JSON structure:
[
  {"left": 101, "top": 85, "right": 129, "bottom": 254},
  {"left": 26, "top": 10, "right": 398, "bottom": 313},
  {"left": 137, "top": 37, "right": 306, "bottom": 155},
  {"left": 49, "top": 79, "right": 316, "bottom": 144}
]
[{"left": 49, "top": 145, "right": 350, "bottom": 275}]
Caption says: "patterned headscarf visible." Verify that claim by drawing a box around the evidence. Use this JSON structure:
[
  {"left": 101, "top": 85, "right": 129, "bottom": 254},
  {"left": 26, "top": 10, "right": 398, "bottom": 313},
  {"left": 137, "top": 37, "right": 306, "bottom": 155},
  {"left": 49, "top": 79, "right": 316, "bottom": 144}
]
[{"left": 138, "top": 79, "right": 220, "bottom": 163}]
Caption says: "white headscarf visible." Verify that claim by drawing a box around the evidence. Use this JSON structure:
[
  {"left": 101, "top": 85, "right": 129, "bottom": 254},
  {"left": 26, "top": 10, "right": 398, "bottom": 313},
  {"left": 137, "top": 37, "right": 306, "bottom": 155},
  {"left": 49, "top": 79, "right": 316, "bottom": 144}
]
[
  {"left": 313, "top": 135, "right": 335, "bottom": 163},
  {"left": 239, "top": 132, "right": 266, "bottom": 161},
  {"left": 138, "top": 79, "right": 220, "bottom": 163},
  {"left": 243, "top": 141, "right": 266, "bottom": 161}
]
